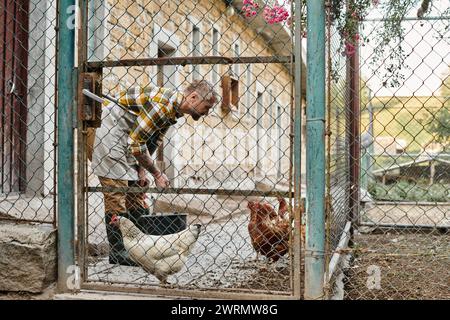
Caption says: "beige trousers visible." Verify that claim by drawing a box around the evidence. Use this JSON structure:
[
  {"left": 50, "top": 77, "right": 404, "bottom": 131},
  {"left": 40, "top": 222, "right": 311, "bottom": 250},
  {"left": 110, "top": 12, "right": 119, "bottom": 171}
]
[{"left": 98, "top": 176, "right": 148, "bottom": 214}]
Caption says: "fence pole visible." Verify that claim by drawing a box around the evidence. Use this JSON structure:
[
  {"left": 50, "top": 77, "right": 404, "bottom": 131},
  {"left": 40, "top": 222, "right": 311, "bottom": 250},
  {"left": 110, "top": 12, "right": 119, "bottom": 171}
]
[
  {"left": 293, "top": 0, "right": 304, "bottom": 299},
  {"left": 57, "top": 0, "right": 76, "bottom": 292},
  {"left": 305, "top": 0, "right": 326, "bottom": 300},
  {"left": 348, "top": 18, "right": 361, "bottom": 237}
]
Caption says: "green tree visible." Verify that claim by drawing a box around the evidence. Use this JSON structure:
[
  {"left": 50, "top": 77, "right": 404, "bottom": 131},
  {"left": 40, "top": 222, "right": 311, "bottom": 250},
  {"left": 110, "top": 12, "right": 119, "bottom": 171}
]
[
  {"left": 427, "top": 67, "right": 450, "bottom": 150},
  {"left": 441, "top": 67, "right": 450, "bottom": 103},
  {"left": 360, "top": 76, "right": 371, "bottom": 109}
]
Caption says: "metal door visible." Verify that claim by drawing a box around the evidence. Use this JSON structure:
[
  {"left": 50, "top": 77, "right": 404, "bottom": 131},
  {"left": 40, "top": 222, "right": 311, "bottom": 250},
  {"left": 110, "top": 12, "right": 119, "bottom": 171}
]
[{"left": 0, "top": 0, "right": 28, "bottom": 193}]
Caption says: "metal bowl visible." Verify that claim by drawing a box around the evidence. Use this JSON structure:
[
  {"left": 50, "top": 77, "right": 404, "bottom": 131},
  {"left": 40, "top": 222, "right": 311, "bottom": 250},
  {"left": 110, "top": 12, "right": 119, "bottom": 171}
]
[{"left": 137, "top": 213, "right": 187, "bottom": 235}]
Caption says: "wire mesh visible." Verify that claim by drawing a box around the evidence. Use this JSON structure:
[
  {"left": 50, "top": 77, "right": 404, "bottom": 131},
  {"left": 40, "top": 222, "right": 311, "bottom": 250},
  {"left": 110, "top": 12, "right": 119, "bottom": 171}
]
[
  {"left": 78, "top": 0, "right": 303, "bottom": 298},
  {"left": 0, "top": 0, "right": 57, "bottom": 225},
  {"left": 323, "top": 10, "right": 354, "bottom": 299},
  {"left": 325, "top": 1, "right": 449, "bottom": 300},
  {"left": 326, "top": 22, "right": 352, "bottom": 256}
]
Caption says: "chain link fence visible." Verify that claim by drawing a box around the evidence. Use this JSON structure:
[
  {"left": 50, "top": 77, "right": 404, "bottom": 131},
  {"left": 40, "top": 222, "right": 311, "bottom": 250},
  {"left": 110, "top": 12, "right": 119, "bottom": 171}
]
[
  {"left": 77, "top": 0, "right": 304, "bottom": 298},
  {"left": 324, "top": 1, "right": 449, "bottom": 300},
  {"left": 326, "top": 21, "right": 352, "bottom": 258},
  {"left": 0, "top": 0, "right": 57, "bottom": 225},
  {"left": 2, "top": 0, "right": 447, "bottom": 300},
  {"left": 323, "top": 19, "right": 353, "bottom": 298}
]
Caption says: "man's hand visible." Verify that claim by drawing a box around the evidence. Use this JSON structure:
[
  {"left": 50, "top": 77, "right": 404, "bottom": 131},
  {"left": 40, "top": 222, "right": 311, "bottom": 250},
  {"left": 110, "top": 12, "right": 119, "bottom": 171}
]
[
  {"left": 152, "top": 171, "right": 170, "bottom": 188},
  {"left": 134, "top": 150, "right": 170, "bottom": 189},
  {"left": 137, "top": 166, "right": 150, "bottom": 187}
]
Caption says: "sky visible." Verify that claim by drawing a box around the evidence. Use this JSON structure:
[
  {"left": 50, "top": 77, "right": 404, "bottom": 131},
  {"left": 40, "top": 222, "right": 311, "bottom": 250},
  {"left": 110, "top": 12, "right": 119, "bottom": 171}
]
[{"left": 360, "top": 0, "right": 450, "bottom": 97}]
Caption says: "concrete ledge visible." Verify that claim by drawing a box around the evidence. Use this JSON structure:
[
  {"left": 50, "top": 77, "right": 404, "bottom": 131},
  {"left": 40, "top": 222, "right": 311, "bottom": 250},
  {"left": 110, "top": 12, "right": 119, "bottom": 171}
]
[
  {"left": 0, "top": 221, "right": 57, "bottom": 293},
  {"left": 54, "top": 290, "right": 180, "bottom": 300}
]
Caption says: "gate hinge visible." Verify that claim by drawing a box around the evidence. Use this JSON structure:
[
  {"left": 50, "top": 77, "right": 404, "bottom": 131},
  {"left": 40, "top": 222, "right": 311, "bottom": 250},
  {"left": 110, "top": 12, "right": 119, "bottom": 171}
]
[{"left": 78, "top": 72, "right": 102, "bottom": 128}]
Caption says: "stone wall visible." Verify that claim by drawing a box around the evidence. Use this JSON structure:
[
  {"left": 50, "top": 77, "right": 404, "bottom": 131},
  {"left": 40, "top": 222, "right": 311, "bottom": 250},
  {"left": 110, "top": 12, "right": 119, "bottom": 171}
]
[
  {"left": 0, "top": 222, "right": 57, "bottom": 293},
  {"left": 90, "top": 0, "right": 302, "bottom": 188}
]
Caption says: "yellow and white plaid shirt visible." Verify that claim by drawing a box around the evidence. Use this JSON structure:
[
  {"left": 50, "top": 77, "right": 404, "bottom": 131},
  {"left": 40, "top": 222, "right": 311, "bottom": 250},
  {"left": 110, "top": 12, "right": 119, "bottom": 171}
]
[{"left": 110, "top": 86, "right": 184, "bottom": 156}]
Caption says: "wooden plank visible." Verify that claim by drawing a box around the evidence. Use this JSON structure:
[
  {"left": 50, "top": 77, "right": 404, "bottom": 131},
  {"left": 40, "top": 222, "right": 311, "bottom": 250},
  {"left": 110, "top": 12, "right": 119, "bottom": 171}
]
[
  {"left": 13, "top": 0, "right": 28, "bottom": 192},
  {"left": 11, "top": 0, "right": 19, "bottom": 191},
  {"left": 0, "top": 0, "right": 6, "bottom": 193},
  {"left": 2, "top": 0, "right": 16, "bottom": 193},
  {"left": 372, "top": 156, "right": 433, "bottom": 175},
  {"left": 359, "top": 222, "right": 449, "bottom": 234}
]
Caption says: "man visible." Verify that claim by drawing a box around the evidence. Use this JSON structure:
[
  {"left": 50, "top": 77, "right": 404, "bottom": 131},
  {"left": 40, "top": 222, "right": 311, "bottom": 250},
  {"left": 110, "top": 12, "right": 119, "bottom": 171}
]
[{"left": 91, "top": 80, "right": 219, "bottom": 265}]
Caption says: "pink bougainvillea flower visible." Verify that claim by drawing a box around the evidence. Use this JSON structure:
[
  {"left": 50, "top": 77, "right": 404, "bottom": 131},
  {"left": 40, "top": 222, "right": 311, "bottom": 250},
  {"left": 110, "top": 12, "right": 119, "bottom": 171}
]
[{"left": 343, "top": 41, "right": 356, "bottom": 57}]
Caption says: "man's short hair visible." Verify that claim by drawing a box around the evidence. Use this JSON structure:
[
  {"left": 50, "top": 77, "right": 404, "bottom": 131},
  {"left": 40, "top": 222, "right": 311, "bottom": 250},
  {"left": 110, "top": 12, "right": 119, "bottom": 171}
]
[{"left": 184, "top": 79, "right": 219, "bottom": 105}]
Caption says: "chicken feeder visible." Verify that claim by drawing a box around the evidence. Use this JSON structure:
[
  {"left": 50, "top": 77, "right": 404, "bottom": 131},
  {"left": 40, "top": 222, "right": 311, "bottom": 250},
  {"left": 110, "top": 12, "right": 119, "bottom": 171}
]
[{"left": 137, "top": 213, "right": 187, "bottom": 235}]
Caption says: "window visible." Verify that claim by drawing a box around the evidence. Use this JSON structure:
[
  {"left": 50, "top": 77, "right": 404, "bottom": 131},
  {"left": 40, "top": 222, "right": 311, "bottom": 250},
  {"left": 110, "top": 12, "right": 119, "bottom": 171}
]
[
  {"left": 276, "top": 104, "right": 282, "bottom": 177},
  {"left": 191, "top": 123, "right": 202, "bottom": 165},
  {"left": 268, "top": 89, "right": 274, "bottom": 121},
  {"left": 156, "top": 46, "right": 171, "bottom": 162},
  {"left": 233, "top": 130, "right": 238, "bottom": 164},
  {"left": 267, "top": 89, "right": 276, "bottom": 166},
  {"left": 246, "top": 64, "right": 252, "bottom": 114},
  {"left": 256, "top": 92, "right": 263, "bottom": 170},
  {"left": 224, "top": 124, "right": 232, "bottom": 164},
  {"left": 221, "top": 75, "right": 239, "bottom": 112},
  {"left": 211, "top": 28, "right": 219, "bottom": 85},
  {"left": 233, "top": 42, "right": 240, "bottom": 77},
  {"left": 192, "top": 26, "right": 200, "bottom": 80}
]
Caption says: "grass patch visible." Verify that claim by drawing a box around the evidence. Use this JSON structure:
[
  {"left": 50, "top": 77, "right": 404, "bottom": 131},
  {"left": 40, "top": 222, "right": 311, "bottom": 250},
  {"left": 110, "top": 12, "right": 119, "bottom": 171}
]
[
  {"left": 361, "top": 95, "right": 446, "bottom": 152},
  {"left": 368, "top": 180, "right": 450, "bottom": 202}
]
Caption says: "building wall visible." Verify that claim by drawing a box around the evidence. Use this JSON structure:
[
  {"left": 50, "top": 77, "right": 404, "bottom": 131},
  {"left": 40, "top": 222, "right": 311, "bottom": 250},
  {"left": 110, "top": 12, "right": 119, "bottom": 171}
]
[
  {"left": 88, "top": 0, "right": 299, "bottom": 189},
  {"left": 26, "top": 0, "right": 56, "bottom": 196}
]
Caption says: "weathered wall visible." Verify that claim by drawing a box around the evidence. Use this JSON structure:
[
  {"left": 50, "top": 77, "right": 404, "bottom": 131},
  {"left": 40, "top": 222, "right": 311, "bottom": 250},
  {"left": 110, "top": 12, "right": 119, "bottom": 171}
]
[
  {"left": 26, "top": 0, "right": 56, "bottom": 196},
  {"left": 88, "top": 0, "right": 302, "bottom": 189},
  {"left": 0, "top": 222, "right": 57, "bottom": 293}
]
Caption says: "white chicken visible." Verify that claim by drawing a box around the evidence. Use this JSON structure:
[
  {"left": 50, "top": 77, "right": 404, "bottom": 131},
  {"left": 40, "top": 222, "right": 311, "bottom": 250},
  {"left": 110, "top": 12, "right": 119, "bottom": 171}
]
[{"left": 110, "top": 215, "right": 202, "bottom": 286}]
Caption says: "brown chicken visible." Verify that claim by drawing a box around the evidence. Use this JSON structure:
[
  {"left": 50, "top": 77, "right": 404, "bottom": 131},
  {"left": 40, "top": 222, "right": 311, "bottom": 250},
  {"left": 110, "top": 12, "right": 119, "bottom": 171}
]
[
  {"left": 280, "top": 197, "right": 306, "bottom": 242},
  {"left": 247, "top": 198, "right": 291, "bottom": 262}
]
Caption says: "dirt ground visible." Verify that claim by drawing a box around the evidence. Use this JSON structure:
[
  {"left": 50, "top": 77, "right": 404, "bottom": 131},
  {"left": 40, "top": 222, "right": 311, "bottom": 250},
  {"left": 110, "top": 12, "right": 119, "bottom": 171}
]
[
  {"left": 85, "top": 211, "right": 296, "bottom": 295},
  {"left": 343, "top": 231, "right": 450, "bottom": 300},
  {"left": 0, "top": 286, "right": 55, "bottom": 300},
  {"left": 4, "top": 196, "right": 447, "bottom": 299}
]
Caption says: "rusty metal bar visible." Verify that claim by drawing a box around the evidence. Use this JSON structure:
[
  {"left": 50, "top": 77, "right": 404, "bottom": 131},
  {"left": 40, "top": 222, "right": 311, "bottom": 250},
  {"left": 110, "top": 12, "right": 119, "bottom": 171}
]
[
  {"left": 77, "top": 0, "right": 89, "bottom": 287},
  {"left": 87, "top": 186, "right": 291, "bottom": 198},
  {"left": 291, "top": 0, "right": 304, "bottom": 300},
  {"left": 86, "top": 55, "right": 293, "bottom": 70},
  {"left": 81, "top": 282, "right": 297, "bottom": 300},
  {"left": 347, "top": 26, "right": 361, "bottom": 232}
]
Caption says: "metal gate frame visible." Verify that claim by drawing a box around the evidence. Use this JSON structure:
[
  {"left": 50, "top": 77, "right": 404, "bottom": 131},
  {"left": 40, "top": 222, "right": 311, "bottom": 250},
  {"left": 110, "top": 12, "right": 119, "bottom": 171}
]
[
  {"left": 55, "top": 0, "right": 306, "bottom": 299},
  {"left": 0, "top": 0, "right": 28, "bottom": 194}
]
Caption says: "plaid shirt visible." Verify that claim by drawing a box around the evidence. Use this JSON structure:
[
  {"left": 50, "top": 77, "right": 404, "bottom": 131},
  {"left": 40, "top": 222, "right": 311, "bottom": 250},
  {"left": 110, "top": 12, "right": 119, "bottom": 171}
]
[{"left": 111, "top": 86, "right": 184, "bottom": 156}]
